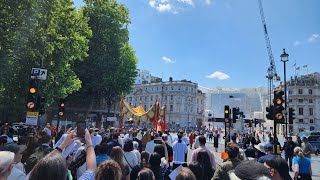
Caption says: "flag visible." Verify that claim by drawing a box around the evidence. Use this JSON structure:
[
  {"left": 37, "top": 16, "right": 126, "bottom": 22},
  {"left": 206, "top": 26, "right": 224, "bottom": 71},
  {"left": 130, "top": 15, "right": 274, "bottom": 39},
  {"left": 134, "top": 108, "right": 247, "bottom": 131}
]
[
  {"left": 303, "top": 65, "right": 308, "bottom": 69},
  {"left": 292, "top": 63, "right": 296, "bottom": 67},
  {"left": 296, "top": 67, "right": 300, "bottom": 70}
]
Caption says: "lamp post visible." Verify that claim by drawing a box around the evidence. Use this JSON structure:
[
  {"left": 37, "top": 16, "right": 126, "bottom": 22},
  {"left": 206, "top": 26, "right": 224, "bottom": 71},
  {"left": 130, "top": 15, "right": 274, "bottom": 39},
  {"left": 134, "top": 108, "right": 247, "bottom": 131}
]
[{"left": 281, "top": 49, "right": 289, "bottom": 136}]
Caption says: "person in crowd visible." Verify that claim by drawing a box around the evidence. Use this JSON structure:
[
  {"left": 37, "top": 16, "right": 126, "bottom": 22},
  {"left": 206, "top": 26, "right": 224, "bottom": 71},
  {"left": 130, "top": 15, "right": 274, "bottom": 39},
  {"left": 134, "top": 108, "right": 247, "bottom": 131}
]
[
  {"left": 133, "top": 141, "right": 141, "bottom": 164},
  {"left": 110, "top": 146, "right": 130, "bottom": 180},
  {"left": 29, "top": 128, "right": 97, "bottom": 180},
  {"left": 149, "top": 152, "right": 170, "bottom": 180},
  {"left": 154, "top": 143, "right": 170, "bottom": 171},
  {"left": 191, "top": 135, "right": 216, "bottom": 170},
  {"left": 212, "top": 142, "right": 241, "bottom": 180},
  {"left": 213, "top": 131, "right": 219, "bottom": 152},
  {"left": 258, "top": 144, "right": 274, "bottom": 163},
  {"left": 141, "top": 131, "right": 151, "bottom": 150},
  {"left": 96, "top": 143, "right": 110, "bottom": 166},
  {"left": 254, "top": 143, "right": 266, "bottom": 160},
  {"left": 164, "top": 130, "right": 173, "bottom": 146},
  {"left": 189, "top": 132, "right": 195, "bottom": 150},
  {"left": 95, "top": 159, "right": 122, "bottom": 180},
  {"left": 130, "top": 151, "right": 151, "bottom": 180},
  {"left": 124, "top": 128, "right": 134, "bottom": 141},
  {"left": 162, "top": 134, "right": 173, "bottom": 164},
  {"left": 0, "top": 126, "right": 14, "bottom": 143},
  {"left": 43, "top": 123, "right": 51, "bottom": 136},
  {"left": 123, "top": 140, "right": 139, "bottom": 172},
  {"left": 107, "top": 133, "right": 121, "bottom": 153},
  {"left": 137, "top": 168, "right": 156, "bottom": 180},
  {"left": 188, "top": 162, "right": 203, "bottom": 180},
  {"left": 50, "top": 124, "right": 56, "bottom": 137},
  {"left": 268, "top": 134, "right": 274, "bottom": 144},
  {"left": 0, "top": 143, "right": 27, "bottom": 180},
  {"left": 246, "top": 133, "right": 257, "bottom": 146},
  {"left": 228, "top": 160, "right": 272, "bottom": 180},
  {"left": 0, "top": 151, "right": 15, "bottom": 180},
  {"left": 293, "top": 147, "right": 312, "bottom": 180},
  {"left": 136, "top": 129, "right": 143, "bottom": 141},
  {"left": 209, "top": 131, "right": 213, "bottom": 142},
  {"left": 145, "top": 133, "right": 160, "bottom": 155},
  {"left": 172, "top": 132, "right": 188, "bottom": 169},
  {"left": 282, "top": 136, "right": 296, "bottom": 171},
  {"left": 175, "top": 167, "right": 196, "bottom": 180},
  {"left": 196, "top": 150, "right": 214, "bottom": 180},
  {"left": 301, "top": 137, "right": 313, "bottom": 159},
  {"left": 296, "top": 136, "right": 302, "bottom": 147},
  {"left": 91, "top": 128, "right": 102, "bottom": 147},
  {"left": 264, "top": 155, "right": 292, "bottom": 180}
]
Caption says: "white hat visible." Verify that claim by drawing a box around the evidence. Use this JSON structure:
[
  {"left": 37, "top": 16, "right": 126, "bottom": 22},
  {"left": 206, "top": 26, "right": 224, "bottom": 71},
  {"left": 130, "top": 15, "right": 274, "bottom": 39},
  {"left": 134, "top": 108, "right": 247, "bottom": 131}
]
[
  {"left": 254, "top": 143, "right": 265, "bottom": 153},
  {"left": 0, "top": 151, "right": 14, "bottom": 174}
]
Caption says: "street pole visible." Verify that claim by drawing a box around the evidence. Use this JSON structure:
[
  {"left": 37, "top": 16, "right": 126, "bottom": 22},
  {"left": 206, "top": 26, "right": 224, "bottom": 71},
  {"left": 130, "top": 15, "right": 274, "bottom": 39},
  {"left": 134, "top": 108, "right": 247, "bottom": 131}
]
[
  {"left": 281, "top": 49, "right": 289, "bottom": 136},
  {"left": 273, "top": 91, "right": 278, "bottom": 155}
]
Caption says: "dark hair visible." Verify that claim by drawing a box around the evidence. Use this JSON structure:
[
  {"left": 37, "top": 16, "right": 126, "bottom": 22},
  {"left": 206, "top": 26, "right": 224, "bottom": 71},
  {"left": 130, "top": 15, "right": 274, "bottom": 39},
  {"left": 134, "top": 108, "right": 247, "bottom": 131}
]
[
  {"left": 0, "top": 143, "right": 20, "bottom": 154},
  {"left": 29, "top": 152, "right": 67, "bottom": 180},
  {"left": 95, "top": 145, "right": 101, "bottom": 155},
  {"left": 123, "top": 140, "right": 133, "bottom": 152},
  {"left": 112, "top": 133, "right": 119, "bottom": 140},
  {"left": 100, "top": 143, "right": 109, "bottom": 155},
  {"left": 176, "top": 167, "right": 196, "bottom": 180},
  {"left": 38, "top": 131, "right": 51, "bottom": 144},
  {"left": 198, "top": 135, "right": 206, "bottom": 145},
  {"left": 226, "top": 142, "right": 239, "bottom": 159},
  {"left": 149, "top": 153, "right": 162, "bottom": 179},
  {"left": 154, "top": 145, "right": 165, "bottom": 158},
  {"left": 137, "top": 168, "right": 155, "bottom": 180},
  {"left": 95, "top": 159, "right": 122, "bottom": 180},
  {"left": 140, "top": 151, "right": 150, "bottom": 168},
  {"left": 188, "top": 162, "right": 203, "bottom": 180},
  {"left": 196, "top": 151, "right": 214, "bottom": 179}
]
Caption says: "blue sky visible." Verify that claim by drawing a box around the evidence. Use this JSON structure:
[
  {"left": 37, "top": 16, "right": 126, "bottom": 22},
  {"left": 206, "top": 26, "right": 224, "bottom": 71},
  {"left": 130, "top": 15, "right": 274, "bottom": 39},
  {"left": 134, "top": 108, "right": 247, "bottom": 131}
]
[{"left": 74, "top": 0, "right": 320, "bottom": 88}]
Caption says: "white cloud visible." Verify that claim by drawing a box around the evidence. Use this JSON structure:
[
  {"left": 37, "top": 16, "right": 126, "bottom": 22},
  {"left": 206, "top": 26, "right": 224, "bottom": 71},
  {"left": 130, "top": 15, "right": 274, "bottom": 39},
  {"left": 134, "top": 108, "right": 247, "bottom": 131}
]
[
  {"left": 205, "top": 0, "right": 212, "bottom": 5},
  {"left": 148, "top": 0, "right": 195, "bottom": 13},
  {"left": 293, "top": 41, "right": 301, "bottom": 46},
  {"left": 149, "top": 0, "right": 156, "bottom": 7},
  {"left": 178, "top": 0, "right": 194, "bottom": 6},
  {"left": 162, "top": 56, "right": 175, "bottom": 64},
  {"left": 206, "top": 71, "right": 230, "bottom": 80},
  {"left": 156, "top": 3, "right": 172, "bottom": 12},
  {"left": 308, "top": 34, "right": 320, "bottom": 43}
]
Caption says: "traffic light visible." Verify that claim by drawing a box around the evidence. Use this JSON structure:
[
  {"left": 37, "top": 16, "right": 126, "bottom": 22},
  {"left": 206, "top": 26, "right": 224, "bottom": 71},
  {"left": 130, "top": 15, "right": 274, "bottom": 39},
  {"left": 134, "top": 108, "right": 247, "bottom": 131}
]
[
  {"left": 266, "top": 105, "right": 274, "bottom": 120},
  {"left": 289, "top": 108, "right": 295, "bottom": 124},
  {"left": 232, "top": 107, "right": 240, "bottom": 123},
  {"left": 224, "top": 105, "right": 230, "bottom": 120},
  {"left": 59, "top": 98, "right": 65, "bottom": 116},
  {"left": 26, "top": 80, "right": 38, "bottom": 111},
  {"left": 254, "top": 118, "right": 259, "bottom": 127},
  {"left": 274, "top": 90, "right": 285, "bottom": 123},
  {"left": 38, "top": 97, "right": 45, "bottom": 115}
]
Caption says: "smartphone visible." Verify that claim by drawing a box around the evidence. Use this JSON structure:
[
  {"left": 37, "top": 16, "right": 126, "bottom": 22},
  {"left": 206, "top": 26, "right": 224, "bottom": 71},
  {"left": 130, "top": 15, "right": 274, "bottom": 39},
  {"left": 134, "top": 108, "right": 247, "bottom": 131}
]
[
  {"left": 154, "top": 139, "right": 162, "bottom": 144},
  {"left": 76, "top": 121, "right": 86, "bottom": 138}
]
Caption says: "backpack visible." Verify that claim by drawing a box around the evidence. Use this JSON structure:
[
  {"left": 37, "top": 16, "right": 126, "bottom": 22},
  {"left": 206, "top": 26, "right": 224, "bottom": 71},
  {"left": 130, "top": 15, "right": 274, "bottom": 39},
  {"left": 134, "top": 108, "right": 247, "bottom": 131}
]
[{"left": 25, "top": 145, "right": 53, "bottom": 173}]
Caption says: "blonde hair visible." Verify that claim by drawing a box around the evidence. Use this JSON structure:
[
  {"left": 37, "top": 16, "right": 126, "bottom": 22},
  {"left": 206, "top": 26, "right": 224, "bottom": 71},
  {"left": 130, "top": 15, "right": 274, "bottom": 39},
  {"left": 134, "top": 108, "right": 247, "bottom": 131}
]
[{"left": 294, "top": 147, "right": 304, "bottom": 161}]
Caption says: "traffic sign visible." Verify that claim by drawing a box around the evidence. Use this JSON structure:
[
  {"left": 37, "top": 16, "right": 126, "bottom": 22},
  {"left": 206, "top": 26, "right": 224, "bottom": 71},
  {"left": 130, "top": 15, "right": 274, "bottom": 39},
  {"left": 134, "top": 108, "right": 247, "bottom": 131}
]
[
  {"left": 31, "top": 68, "right": 47, "bottom": 80},
  {"left": 26, "top": 111, "right": 39, "bottom": 126},
  {"left": 107, "top": 117, "right": 117, "bottom": 121}
]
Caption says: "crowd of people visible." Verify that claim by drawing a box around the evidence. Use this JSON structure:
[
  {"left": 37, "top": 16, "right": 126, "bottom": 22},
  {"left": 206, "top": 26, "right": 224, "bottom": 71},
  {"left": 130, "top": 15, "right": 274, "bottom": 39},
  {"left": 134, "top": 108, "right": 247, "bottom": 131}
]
[{"left": 0, "top": 122, "right": 315, "bottom": 180}]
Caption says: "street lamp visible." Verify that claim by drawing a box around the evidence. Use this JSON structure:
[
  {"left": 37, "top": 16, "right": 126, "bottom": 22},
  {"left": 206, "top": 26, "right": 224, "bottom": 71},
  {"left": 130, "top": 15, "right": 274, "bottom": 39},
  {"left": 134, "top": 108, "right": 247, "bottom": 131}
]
[{"left": 281, "top": 49, "right": 289, "bottom": 136}]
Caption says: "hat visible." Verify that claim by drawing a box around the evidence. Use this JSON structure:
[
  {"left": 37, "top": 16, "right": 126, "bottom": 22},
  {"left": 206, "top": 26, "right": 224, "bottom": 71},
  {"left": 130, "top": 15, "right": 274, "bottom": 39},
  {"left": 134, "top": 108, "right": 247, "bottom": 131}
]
[
  {"left": 0, "top": 151, "right": 15, "bottom": 174},
  {"left": 265, "top": 155, "right": 291, "bottom": 180},
  {"left": 264, "top": 144, "right": 273, "bottom": 150},
  {"left": 233, "top": 160, "right": 271, "bottom": 180},
  {"left": 0, "top": 143, "right": 27, "bottom": 154},
  {"left": 254, "top": 143, "right": 265, "bottom": 153}
]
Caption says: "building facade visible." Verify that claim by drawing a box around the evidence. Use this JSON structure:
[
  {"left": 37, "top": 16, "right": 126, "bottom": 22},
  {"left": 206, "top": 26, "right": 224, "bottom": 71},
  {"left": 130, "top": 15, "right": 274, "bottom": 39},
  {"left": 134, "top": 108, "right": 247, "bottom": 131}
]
[
  {"left": 126, "top": 78, "right": 206, "bottom": 129},
  {"left": 287, "top": 72, "right": 320, "bottom": 134}
]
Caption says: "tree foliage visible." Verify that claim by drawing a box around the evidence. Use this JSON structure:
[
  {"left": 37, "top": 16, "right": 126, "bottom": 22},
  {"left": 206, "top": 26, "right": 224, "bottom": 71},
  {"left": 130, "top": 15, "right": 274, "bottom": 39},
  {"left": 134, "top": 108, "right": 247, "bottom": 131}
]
[
  {"left": 72, "top": 0, "right": 138, "bottom": 107},
  {"left": 0, "top": 0, "right": 91, "bottom": 120}
]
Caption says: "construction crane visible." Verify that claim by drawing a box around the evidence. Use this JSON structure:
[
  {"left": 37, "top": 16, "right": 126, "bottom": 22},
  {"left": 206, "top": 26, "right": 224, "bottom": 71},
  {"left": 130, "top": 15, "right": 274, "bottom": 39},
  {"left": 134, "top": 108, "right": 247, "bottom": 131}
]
[{"left": 257, "top": 0, "right": 280, "bottom": 106}]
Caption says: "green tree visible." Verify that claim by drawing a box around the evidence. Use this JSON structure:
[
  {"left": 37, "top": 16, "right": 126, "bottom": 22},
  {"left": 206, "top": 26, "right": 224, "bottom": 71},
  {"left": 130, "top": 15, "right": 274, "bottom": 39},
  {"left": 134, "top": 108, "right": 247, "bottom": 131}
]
[
  {"left": 71, "top": 0, "right": 137, "bottom": 110},
  {"left": 0, "top": 0, "right": 91, "bottom": 121}
]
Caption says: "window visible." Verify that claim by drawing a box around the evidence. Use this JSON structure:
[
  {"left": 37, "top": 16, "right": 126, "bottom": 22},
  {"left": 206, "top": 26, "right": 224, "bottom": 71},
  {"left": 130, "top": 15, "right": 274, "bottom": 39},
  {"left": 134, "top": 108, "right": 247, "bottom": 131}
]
[
  {"left": 288, "top": 90, "right": 292, "bottom": 94},
  {"left": 299, "top": 108, "right": 303, "bottom": 115},
  {"left": 165, "top": 96, "right": 167, "bottom": 101},
  {"left": 310, "top": 126, "right": 315, "bottom": 131},
  {"left": 191, "top": 88, "right": 193, "bottom": 92},
  {"left": 170, "top": 105, "right": 173, "bottom": 112},
  {"left": 289, "top": 99, "right": 292, "bottom": 103},
  {"left": 151, "top": 87, "right": 153, "bottom": 91},
  {"left": 178, "top": 86, "right": 181, "bottom": 90},
  {"left": 144, "top": 105, "right": 147, "bottom": 110},
  {"left": 138, "top": 80, "right": 140, "bottom": 83},
  {"left": 310, "top": 119, "right": 314, "bottom": 123},
  {"left": 146, "top": 76, "right": 149, "bottom": 79},
  {"left": 309, "top": 99, "right": 313, "bottom": 103},
  {"left": 298, "top": 89, "right": 303, "bottom": 94},
  {"left": 140, "top": 96, "right": 142, "bottom": 101},
  {"left": 299, "top": 119, "right": 304, "bottom": 123},
  {"left": 185, "top": 87, "right": 188, "bottom": 91},
  {"left": 129, "top": 97, "right": 132, "bottom": 101},
  {"left": 309, "top": 108, "right": 313, "bottom": 116},
  {"left": 170, "top": 95, "right": 173, "bottom": 101},
  {"left": 165, "top": 87, "right": 168, "bottom": 91},
  {"left": 145, "top": 88, "right": 147, "bottom": 91},
  {"left": 171, "top": 86, "right": 173, "bottom": 90},
  {"left": 145, "top": 96, "right": 147, "bottom": 101},
  {"left": 135, "top": 97, "right": 138, "bottom": 102},
  {"left": 298, "top": 99, "right": 303, "bottom": 103},
  {"left": 309, "top": 89, "right": 312, "bottom": 95},
  {"left": 151, "top": 96, "right": 153, "bottom": 101}
]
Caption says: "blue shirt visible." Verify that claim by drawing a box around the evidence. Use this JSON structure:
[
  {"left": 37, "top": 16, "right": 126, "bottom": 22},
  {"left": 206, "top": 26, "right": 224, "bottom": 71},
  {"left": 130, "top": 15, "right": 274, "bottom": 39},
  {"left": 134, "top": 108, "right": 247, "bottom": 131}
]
[
  {"left": 258, "top": 153, "right": 273, "bottom": 163},
  {"left": 172, "top": 141, "right": 188, "bottom": 164},
  {"left": 107, "top": 140, "right": 121, "bottom": 150},
  {"left": 293, "top": 156, "right": 311, "bottom": 174},
  {"left": 96, "top": 154, "right": 110, "bottom": 166}
]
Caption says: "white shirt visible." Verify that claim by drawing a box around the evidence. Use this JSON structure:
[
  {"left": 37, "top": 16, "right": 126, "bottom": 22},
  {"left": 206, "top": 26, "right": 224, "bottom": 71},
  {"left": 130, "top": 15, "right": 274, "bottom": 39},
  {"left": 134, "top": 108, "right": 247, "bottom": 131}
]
[
  {"left": 8, "top": 166, "right": 26, "bottom": 180},
  {"left": 167, "top": 134, "right": 173, "bottom": 146},
  {"left": 145, "top": 140, "right": 156, "bottom": 155},
  {"left": 123, "top": 151, "right": 138, "bottom": 172},
  {"left": 133, "top": 149, "right": 141, "bottom": 164},
  {"left": 91, "top": 134, "right": 102, "bottom": 147},
  {"left": 172, "top": 141, "right": 188, "bottom": 164}
]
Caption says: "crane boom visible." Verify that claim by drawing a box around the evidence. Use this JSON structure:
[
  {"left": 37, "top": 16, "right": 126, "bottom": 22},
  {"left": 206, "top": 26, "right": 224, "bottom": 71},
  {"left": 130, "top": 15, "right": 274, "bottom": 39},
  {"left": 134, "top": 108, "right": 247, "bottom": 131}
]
[{"left": 258, "top": 0, "right": 280, "bottom": 81}]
